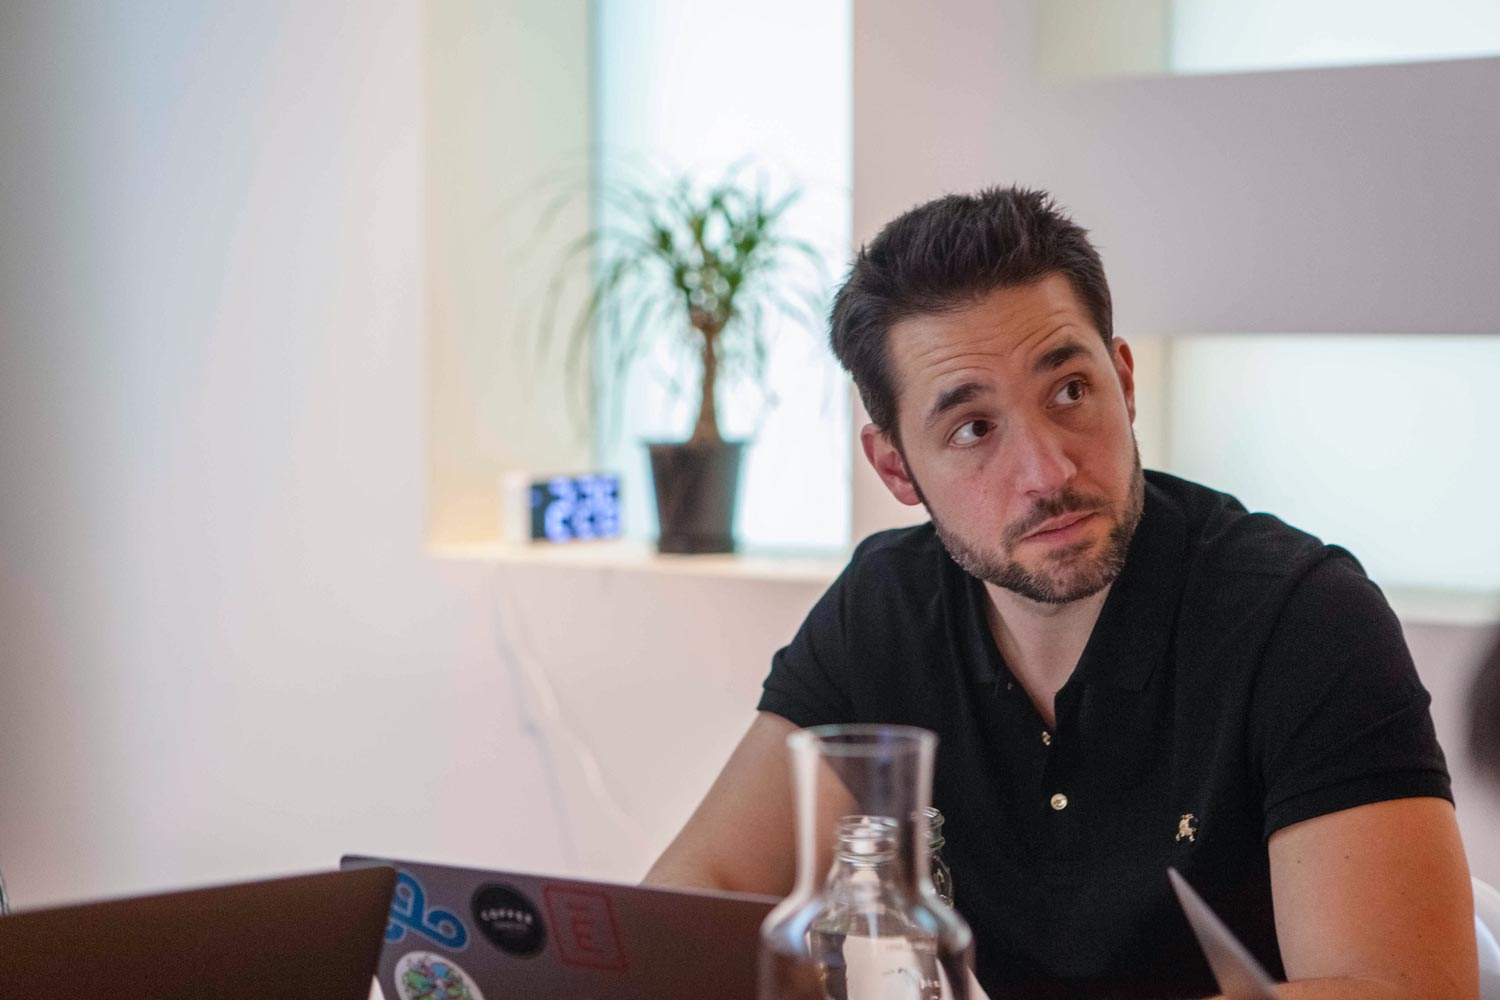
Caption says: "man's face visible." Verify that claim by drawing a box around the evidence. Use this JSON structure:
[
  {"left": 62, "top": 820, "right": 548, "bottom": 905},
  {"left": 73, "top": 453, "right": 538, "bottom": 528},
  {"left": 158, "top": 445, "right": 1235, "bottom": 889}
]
[{"left": 863, "top": 274, "right": 1144, "bottom": 605}]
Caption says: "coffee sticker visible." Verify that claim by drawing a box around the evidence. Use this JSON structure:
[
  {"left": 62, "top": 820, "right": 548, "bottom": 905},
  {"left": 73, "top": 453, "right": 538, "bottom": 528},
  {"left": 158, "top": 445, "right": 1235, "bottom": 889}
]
[{"left": 471, "top": 883, "right": 546, "bottom": 957}]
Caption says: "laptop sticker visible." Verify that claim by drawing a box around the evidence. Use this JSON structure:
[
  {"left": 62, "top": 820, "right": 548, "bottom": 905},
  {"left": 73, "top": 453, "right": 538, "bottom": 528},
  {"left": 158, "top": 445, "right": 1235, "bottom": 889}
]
[
  {"left": 543, "top": 885, "right": 629, "bottom": 972},
  {"left": 471, "top": 883, "right": 547, "bottom": 957},
  {"left": 386, "top": 871, "right": 470, "bottom": 950},
  {"left": 393, "top": 951, "right": 486, "bottom": 1000}
]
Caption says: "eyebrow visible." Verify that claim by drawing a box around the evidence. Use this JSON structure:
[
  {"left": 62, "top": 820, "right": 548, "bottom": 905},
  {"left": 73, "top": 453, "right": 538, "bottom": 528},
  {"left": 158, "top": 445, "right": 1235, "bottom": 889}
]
[
  {"left": 1034, "top": 339, "right": 1091, "bottom": 374},
  {"left": 924, "top": 381, "right": 989, "bottom": 429}
]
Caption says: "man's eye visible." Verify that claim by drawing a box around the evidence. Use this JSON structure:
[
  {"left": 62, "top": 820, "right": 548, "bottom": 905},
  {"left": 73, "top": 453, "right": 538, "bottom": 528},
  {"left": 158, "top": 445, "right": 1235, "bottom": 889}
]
[
  {"left": 951, "top": 419, "right": 993, "bottom": 446},
  {"left": 1053, "top": 378, "right": 1088, "bottom": 406}
]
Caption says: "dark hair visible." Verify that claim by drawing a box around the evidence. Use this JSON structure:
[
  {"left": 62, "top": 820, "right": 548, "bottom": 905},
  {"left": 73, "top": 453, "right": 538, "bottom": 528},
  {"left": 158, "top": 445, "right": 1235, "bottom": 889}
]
[{"left": 829, "top": 186, "right": 1113, "bottom": 440}]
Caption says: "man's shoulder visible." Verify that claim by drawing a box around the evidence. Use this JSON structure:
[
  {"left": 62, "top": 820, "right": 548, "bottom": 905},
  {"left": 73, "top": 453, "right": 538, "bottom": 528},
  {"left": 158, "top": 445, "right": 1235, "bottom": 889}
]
[
  {"left": 1146, "top": 470, "right": 1345, "bottom": 581},
  {"left": 850, "top": 521, "right": 942, "bottom": 563},
  {"left": 1146, "top": 472, "right": 1385, "bottom": 658},
  {"left": 841, "top": 521, "right": 960, "bottom": 606}
]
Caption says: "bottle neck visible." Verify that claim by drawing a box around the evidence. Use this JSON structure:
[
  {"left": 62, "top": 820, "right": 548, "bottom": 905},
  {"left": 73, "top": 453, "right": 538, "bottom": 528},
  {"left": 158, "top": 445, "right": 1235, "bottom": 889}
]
[
  {"left": 822, "top": 815, "right": 924, "bottom": 895},
  {"left": 925, "top": 806, "right": 947, "bottom": 854}
]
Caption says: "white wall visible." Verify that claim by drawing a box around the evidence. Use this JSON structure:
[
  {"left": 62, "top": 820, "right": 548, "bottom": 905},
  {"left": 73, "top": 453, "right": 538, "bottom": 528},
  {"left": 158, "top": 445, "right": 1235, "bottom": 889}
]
[
  {"left": 0, "top": 0, "right": 478, "bottom": 905},
  {"left": 851, "top": 2, "right": 1498, "bottom": 348},
  {"left": 0, "top": 0, "right": 818, "bottom": 909},
  {"left": 426, "top": 0, "right": 594, "bottom": 547}
]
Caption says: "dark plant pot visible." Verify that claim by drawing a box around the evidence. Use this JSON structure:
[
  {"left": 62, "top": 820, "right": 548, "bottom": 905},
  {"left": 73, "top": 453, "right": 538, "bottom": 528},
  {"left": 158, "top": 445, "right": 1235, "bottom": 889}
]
[{"left": 646, "top": 440, "right": 746, "bottom": 554}]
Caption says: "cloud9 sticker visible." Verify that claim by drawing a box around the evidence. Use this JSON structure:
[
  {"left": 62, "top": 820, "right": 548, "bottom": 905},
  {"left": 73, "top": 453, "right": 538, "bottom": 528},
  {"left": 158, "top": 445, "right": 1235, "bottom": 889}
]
[{"left": 386, "top": 871, "right": 470, "bottom": 950}]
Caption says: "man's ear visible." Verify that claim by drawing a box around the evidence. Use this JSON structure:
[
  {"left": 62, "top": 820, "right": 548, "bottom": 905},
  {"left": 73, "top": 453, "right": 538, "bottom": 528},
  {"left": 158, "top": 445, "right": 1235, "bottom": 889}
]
[
  {"left": 1112, "top": 338, "right": 1137, "bottom": 424},
  {"left": 860, "top": 423, "right": 923, "bottom": 507}
]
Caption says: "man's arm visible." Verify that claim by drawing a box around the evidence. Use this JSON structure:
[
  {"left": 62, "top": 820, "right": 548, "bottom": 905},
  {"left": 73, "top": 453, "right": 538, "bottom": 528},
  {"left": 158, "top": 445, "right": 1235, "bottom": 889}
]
[
  {"left": 1221, "top": 796, "right": 1476, "bottom": 999},
  {"left": 645, "top": 712, "right": 842, "bottom": 895},
  {"left": 1229, "top": 550, "right": 1473, "bottom": 998}
]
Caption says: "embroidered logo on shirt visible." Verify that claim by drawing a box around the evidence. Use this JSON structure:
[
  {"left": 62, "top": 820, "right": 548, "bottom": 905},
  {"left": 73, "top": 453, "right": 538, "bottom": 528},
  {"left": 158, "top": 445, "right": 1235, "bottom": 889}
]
[{"left": 1175, "top": 813, "right": 1198, "bottom": 843}]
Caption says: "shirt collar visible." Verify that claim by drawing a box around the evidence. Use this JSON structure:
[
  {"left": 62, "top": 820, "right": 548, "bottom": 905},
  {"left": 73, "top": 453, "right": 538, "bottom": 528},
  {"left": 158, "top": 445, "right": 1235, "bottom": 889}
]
[
  {"left": 1070, "top": 477, "right": 1188, "bottom": 691},
  {"left": 958, "top": 475, "right": 1188, "bottom": 692}
]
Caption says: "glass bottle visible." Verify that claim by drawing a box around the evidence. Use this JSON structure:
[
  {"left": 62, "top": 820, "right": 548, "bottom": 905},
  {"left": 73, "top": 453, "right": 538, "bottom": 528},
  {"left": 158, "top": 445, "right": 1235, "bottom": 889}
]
[
  {"left": 758, "top": 725, "right": 973, "bottom": 1000},
  {"left": 925, "top": 808, "right": 954, "bottom": 908}
]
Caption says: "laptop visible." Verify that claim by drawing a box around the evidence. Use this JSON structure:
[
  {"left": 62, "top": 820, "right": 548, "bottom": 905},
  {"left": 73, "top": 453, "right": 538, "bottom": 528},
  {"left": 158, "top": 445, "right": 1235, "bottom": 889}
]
[
  {"left": 1168, "top": 868, "right": 1280, "bottom": 1000},
  {"left": 0, "top": 866, "right": 395, "bottom": 1000},
  {"left": 342, "top": 855, "right": 778, "bottom": 1000}
]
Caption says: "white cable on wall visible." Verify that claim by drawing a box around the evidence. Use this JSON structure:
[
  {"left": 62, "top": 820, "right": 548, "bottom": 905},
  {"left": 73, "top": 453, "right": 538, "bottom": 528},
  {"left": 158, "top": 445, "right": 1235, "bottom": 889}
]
[{"left": 488, "top": 564, "right": 653, "bottom": 871}]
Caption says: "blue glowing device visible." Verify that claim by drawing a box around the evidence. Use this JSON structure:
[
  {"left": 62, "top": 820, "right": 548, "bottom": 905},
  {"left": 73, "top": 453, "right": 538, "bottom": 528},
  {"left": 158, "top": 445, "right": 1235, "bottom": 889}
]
[{"left": 528, "top": 474, "right": 621, "bottom": 543}]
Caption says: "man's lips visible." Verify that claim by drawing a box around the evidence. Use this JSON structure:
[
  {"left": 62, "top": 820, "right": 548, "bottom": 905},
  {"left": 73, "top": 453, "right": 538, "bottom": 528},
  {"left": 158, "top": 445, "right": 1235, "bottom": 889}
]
[{"left": 1020, "top": 510, "right": 1097, "bottom": 543}]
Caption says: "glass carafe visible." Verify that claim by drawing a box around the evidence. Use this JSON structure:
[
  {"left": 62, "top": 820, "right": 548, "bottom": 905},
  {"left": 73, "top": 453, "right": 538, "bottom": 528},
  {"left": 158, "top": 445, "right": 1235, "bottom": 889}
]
[{"left": 758, "top": 725, "right": 973, "bottom": 1000}]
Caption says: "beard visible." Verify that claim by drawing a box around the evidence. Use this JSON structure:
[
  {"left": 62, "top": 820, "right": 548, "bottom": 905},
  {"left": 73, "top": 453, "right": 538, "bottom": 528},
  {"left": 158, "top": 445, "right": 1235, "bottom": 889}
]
[{"left": 913, "top": 444, "right": 1146, "bottom": 605}]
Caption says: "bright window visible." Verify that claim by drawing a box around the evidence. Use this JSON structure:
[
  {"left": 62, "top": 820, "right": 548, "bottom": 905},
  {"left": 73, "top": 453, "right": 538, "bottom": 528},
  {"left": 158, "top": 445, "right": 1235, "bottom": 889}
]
[
  {"left": 592, "top": 0, "right": 852, "bottom": 550},
  {"left": 1035, "top": 0, "right": 1500, "bottom": 77},
  {"left": 1162, "top": 335, "right": 1500, "bottom": 593},
  {"left": 1169, "top": 0, "right": 1500, "bottom": 74}
]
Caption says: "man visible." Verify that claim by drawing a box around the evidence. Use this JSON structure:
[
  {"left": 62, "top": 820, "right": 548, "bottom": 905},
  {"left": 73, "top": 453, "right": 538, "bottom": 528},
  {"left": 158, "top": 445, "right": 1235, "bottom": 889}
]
[{"left": 645, "top": 187, "right": 1475, "bottom": 999}]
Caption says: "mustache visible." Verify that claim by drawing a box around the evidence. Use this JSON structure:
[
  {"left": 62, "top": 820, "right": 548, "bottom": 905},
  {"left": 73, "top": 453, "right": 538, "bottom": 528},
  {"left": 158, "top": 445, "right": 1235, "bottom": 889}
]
[{"left": 1003, "top": 490, "right": 1111, "bottom": 546}]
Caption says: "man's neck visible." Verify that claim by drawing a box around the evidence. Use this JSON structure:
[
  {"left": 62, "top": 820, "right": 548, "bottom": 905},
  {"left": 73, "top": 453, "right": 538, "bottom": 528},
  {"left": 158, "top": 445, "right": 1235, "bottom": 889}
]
[{"left": 983, "top": 583, "right": 1112, "bottom": 729}]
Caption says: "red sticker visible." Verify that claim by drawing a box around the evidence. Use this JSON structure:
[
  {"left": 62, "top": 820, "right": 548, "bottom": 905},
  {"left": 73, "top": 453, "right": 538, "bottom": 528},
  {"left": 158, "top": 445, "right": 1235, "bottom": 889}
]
[{"left": 542, "top": 885, "right": 628, "bottom": 972}]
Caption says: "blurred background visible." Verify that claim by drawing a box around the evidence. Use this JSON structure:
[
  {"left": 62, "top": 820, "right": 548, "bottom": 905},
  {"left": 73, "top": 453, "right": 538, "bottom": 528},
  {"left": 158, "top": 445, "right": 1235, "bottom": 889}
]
[{"left": 0, "top": 0, "right": 1497, "bottom": 908}]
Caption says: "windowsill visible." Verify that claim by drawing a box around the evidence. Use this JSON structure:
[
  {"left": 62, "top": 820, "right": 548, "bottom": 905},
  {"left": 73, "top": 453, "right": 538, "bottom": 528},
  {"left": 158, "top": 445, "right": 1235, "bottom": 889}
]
[
  {"left": 1383, "top": 587, "right": 1500, "bottom": 629},
  {"left": 431, "top": 543, "right": 1500, "bottom": 627},
  {"left": 430, "top": 538, "right": 849, "bottom": 584}
]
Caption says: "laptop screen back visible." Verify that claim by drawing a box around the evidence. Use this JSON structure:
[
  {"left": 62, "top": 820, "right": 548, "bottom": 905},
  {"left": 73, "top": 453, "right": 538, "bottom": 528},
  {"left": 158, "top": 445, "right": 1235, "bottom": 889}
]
[
  {"left": 344, "top": 855, "right": 777, "bottom": 1000},
  {"left": 0, "top": 866, "right": 395, "bottom": 1000}
]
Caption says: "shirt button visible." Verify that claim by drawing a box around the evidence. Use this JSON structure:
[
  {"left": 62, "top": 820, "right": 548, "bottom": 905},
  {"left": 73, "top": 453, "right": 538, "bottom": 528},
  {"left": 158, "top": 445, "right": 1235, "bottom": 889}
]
[
  {"left": 1050, "top": 793, "right": 1069, "bottom": 811},
  {"left": 1041, "top": 731, "right": 1052, "bottom": 746}
]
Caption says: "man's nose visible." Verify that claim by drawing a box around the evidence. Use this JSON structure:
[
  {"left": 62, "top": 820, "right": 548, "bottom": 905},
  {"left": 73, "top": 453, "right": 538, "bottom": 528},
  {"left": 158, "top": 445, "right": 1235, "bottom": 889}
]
[{"left": 1008, "top": 419, "right": 1077, "bottom": 496}]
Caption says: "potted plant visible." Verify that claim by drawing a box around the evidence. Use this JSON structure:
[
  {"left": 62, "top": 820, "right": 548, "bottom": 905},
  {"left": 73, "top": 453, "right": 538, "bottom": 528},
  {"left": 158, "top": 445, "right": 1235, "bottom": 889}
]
[{"left": 539, "top": 164, "right": 826, "bottom": 553}]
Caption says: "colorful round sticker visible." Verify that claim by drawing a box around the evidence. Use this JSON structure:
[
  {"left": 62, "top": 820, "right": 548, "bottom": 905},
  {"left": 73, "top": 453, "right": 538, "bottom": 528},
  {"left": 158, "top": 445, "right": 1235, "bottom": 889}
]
[{"left": 392, "top": 951, "right": 485, "bottom": 1000}]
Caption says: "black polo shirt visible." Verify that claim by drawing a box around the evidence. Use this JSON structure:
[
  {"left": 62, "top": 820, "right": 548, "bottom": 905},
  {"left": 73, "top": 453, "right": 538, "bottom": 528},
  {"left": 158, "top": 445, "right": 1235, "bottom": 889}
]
[{"left": 758, "top": 471, "right": 1451, "bottom": 1000}]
